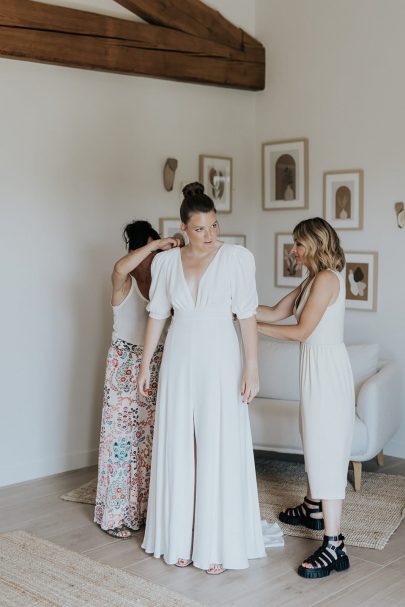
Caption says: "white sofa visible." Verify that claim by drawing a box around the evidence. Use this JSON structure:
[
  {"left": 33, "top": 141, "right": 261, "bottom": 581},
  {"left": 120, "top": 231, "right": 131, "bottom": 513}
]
[{"left": 249, "top": 338, "right": 402, "bottom": 491}]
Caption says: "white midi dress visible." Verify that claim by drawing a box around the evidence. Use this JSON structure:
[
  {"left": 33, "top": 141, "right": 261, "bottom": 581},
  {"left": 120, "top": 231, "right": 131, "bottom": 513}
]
[
  {"left": 295, "top": 270, "right": 355, "bottom": 500},
  {"left": 142, "top": 244, "right": 266, "bottom": 570}
]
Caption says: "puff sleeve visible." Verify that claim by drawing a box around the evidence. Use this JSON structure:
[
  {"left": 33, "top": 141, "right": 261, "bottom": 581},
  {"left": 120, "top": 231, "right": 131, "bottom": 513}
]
[
  {"left": 146, "top": 252, "right": 172, "bottom": 320},
  {"left": 230, "top": 246, "right": 258, "bottom": 319}
]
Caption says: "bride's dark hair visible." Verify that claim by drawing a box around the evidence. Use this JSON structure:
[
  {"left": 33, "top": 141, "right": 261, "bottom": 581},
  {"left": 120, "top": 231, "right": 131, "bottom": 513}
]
[{"left": 180, "top": 182, "right": 216, "bottom": 224}]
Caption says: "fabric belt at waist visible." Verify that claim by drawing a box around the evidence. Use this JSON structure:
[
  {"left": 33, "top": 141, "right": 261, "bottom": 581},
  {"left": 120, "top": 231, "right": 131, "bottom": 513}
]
[{"left": 172, "top": 309, "right": 232, "bottom": 322}]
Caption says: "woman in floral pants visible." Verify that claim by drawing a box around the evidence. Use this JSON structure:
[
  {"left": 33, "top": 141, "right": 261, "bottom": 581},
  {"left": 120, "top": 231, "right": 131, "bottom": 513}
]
[{"left": 94, "top": 221, "right": 182, "bottom": 538}]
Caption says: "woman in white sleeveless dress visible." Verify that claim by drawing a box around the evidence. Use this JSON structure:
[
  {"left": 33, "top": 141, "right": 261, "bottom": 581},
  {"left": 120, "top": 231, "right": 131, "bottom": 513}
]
[
  {"left": 137, "top": 183, "right": 265, "bottom": 574},
  {"left": 95, "top": 221, "right": 182, "bottom": 538},
  {"left": 257, "top": 218, "right": 355, "bottom": 579}
]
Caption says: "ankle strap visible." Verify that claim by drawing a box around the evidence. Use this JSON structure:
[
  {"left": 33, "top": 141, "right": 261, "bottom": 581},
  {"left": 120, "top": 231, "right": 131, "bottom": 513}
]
[
  {"left": 324, "top": 534, "right": 344, "bottom": 542},
  {"left": 305, "top": 497, "right": 321, "bottom": 506}
]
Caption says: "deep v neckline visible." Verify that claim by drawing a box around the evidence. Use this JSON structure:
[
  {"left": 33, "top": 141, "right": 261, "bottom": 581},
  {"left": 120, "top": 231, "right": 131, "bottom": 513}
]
[{"left": 179, "top": 244, "right": 224, "bottom": 308}]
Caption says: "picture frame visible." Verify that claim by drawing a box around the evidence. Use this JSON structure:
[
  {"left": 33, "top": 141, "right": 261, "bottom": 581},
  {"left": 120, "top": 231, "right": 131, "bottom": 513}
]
[
  {"left": 323, "top": 170, "right": 364, "bottom": 230},
  {"left": 275, "top": 233, "right": 306, "bottom": 288},
  {"left": 159, "top": 217, "right": 181, "bottom": 238},
  {"left": 220, "top": 234, "right": 246, "bottom": 247},
  {"left": 199, "top": 155, "right": 232, "bottom": 213},
  {"left": 262, "top": 138, "right": 308, "bottom": 210},
  {"left": 344, "top": 251, "right": 378, "bottom": 311}
]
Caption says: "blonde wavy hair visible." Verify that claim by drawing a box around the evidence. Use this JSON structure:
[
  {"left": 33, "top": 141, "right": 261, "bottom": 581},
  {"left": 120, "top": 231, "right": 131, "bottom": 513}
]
[{"left": 293, "top": 217, "right": 345, "bottom": 275}]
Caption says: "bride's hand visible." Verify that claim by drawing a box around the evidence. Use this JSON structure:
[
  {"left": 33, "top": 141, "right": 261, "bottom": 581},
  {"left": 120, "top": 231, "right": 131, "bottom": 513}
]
[{"left": 240, "top": 365, "right": 259, "bottom": 404}]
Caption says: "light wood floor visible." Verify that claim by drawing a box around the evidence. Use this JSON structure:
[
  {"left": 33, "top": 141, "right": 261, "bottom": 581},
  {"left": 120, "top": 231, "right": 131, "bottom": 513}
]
[{"left": 1, "top": 453, "right": 405, "bottom": 607}]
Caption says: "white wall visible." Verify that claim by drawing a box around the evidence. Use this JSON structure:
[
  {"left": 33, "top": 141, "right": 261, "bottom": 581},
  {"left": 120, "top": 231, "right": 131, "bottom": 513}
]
[
  {"left": 2, "top": 0, "right": 404, "bottom": 488},
  {"left": 254, "top": 0, "right": 405, "bottom": 456},
  {"left": 0, "top": 0, "right": 257, "bottom": 486}
]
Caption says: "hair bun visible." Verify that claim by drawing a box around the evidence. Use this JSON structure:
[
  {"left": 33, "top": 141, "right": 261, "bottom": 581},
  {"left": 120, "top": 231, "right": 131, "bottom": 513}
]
[{"left": 182, "top": 182, "right": 204, "bottom": 198}]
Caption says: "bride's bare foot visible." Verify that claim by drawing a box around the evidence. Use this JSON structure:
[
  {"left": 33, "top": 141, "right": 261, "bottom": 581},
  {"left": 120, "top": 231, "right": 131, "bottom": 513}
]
[
  {"left": 175, "top": 558, "right": 193, "bottom": 568},
  {"left": 206, "top": 564, "right": 226, "bottom": 575}
]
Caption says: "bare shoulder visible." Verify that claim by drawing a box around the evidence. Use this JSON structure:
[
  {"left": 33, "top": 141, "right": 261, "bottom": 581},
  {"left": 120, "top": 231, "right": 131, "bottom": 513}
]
[{"left": 312, "top": 270, "right": 340, "bottom": 292}]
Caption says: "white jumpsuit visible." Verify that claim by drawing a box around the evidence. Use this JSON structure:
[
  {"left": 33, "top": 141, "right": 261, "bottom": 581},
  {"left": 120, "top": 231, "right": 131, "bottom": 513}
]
[
  {"left": 142, "top": 244, "right": 266, "bottom": 570},
  {"left": 296, "top": 270, "right": 355, "bottom": 500}
]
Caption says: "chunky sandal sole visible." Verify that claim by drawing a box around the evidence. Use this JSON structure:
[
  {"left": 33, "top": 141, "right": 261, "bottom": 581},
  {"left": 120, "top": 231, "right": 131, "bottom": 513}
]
[
  {"left": 279, "top": 510, "right": 324, "bottom": 531},
  {"left": 298, "top": 554, "right": 350, "bottom": 578},
  {"left": 298, "top": 534, "right": 349, "bottom": 579},
  {"left": 279, "top": 497, "right": 325, "bottom": 531}
]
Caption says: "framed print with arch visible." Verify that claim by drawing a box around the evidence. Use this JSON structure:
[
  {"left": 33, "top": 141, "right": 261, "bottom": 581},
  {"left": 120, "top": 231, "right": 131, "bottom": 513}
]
[
  {"left": 262, "top": 139, "right": 308, "bottom": 210},
  {"left": 323, "top": 170, "right": 364, "bottom": 230},
  {"left": 275, "top": 233, "right": 306, "bottom": 288},
  {"left": 344, "top": 251, "right": 378, "bottom": 311}
]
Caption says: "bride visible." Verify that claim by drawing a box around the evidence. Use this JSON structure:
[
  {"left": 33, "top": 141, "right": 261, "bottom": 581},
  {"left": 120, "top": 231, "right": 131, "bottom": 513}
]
[{"left": 137, "top": 182, "right": 265, "bottom": 574}]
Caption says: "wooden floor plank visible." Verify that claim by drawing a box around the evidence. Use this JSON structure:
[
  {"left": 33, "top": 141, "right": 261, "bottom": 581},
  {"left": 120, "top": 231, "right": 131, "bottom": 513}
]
[
  {"left": 0, "top": 459, "right": 404, "bottom": 607},
  {"left": 0, "top": 465, "right": 97, "bottom": 508},
  {"left": 313, "top": 555, "right": 405, "bottom": 607},
  {"left": 47, "top": 521, "right": 121, "bottom": 553},
  {"left": 126, "top": 534, "right": 382, "bottom": 607},
  {"left": 82, "top": 530, "right": 150, "bottom": 568}
]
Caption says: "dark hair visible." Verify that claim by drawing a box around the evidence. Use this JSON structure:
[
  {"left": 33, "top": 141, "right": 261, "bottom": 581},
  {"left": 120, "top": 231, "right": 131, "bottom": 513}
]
[
  {"left": 293, "top": 217, "right": 345, "bottom": 273},
  {"left": 180, "top": 182, "right": 216, "bottom": 224},
  {"left": 123, "top": 220, "right": 160, "bottom": 251}
]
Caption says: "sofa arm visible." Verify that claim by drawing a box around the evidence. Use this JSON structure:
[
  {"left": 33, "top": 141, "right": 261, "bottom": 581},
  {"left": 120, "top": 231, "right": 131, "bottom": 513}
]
[{"left": 355, "top": 361, "right": 402, "bottom": 460}]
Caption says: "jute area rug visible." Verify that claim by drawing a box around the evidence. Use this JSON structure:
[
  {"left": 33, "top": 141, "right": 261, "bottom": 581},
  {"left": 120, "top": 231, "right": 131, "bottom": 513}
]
[
  {"left": 62, "top": 460, "right": 405, "bottom": 551},
  {"left": 0, "top": 530, "right": 204, "bottom": 607}
]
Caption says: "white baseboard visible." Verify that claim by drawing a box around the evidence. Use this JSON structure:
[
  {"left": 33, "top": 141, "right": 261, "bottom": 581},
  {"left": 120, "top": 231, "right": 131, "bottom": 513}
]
[{"left": 0, "top": 448, "right": 99, "bottom": 488}]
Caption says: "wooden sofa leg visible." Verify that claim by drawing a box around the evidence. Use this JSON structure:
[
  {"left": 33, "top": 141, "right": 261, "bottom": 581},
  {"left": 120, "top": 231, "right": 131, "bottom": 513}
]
[
  {"left": 377, "top": 450, "right": 384, "bottom": 466},
  {"left": 352, "top": 461, "right": 362, "bottom": 492}
]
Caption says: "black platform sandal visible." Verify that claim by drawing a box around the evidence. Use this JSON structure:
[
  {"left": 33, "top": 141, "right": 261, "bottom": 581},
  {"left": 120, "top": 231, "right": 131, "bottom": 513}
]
[
  {"left": 279, "top": 497, "right": 324, "bottom": 531},
  {"left": 298, "top": 534, "right": 350, "bottom": 579}
]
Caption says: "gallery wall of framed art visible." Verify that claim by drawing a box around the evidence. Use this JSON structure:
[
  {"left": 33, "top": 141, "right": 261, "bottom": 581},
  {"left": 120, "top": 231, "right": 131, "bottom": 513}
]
[{"left": 259, "top": 136, "right": 378, "bottom": 310}]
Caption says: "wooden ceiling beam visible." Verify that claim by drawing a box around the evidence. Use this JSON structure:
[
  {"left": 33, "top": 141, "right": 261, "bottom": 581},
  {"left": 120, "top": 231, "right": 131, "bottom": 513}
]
[
  {"left": 0, "top": 26, "right": 264, "bottom": 90},
  {"left": 113, "top": 0, "right": 262, "bottom": 51},
  {"left": 0, "top": 0, "right": 263, "bottom": 63},
  {"left": 0, "top": 0, "right": 265, "bottom": 90}
]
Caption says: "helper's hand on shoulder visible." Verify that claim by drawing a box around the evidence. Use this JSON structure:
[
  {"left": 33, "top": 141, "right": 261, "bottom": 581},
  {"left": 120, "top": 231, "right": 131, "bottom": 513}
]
[{"left": 156, "top": 237, "right": 182, "bottom": 251}]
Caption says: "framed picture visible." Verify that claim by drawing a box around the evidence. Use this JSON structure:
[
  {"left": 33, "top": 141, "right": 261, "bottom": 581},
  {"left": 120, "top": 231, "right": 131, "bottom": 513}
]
[
  {"left": 220, "top": 234, "right": 246, "bottom": 246},
  {"left": 275, "top": 233, "right": 305, "bottom": 287},
  {"left": 323, "top": 170, "right": 364, "bottom": 230},
  {"left": 159, "top": 217, "right": 181, "bottom": 238},
  {"left": 199, "top": 155, "right": 232, "bottom": 213},
  {"left": 262, "top": 139, "right": 308, "bottom": 210},
  {"left": 345, "top": 252, "right": 378, "bottom": 311}
]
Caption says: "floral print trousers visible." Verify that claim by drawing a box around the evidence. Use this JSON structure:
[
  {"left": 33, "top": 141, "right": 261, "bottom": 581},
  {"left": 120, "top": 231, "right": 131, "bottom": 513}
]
[{"left": 94, "top": 338, "right": 163, "bottom": 531}]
